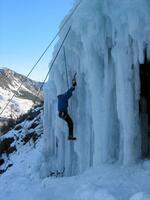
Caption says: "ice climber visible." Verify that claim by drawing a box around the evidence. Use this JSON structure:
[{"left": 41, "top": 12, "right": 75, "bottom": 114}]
[{"left": 57, "top": 76, "right": 77, "bottom": 140}]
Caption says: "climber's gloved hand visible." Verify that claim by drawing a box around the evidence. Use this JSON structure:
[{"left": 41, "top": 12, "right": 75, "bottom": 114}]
[{"left": 72, "top": 79, "right": 77, "bottom": 87}]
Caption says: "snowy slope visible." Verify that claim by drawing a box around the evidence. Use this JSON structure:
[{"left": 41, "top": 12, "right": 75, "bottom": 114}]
[
  {"left": 0, "top": 104, "right": 150, "bottom": 200},
  {"left": 42, "top": 0, "right": 150, "bottom": 177},
  {"left": 0, "top": 104, "right": 43, "bottom": 174},
  {"left": 0, "top": 68, "right": 43, "bottom": 119},
  {"left": 1, "top": 151, "right": 150, "bottom": 200}
]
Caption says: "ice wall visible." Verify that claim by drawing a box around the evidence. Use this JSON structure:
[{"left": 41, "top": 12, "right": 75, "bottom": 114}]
[{"left": 41, "top": 0, "right": 150, "bottom": 176}]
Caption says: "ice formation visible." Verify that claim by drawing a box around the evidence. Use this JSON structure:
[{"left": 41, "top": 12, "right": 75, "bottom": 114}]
[{"left": 41, "top": 0, "right": 150, "bottom": 176}]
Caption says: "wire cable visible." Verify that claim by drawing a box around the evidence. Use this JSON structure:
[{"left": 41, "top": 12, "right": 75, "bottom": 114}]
[{"left": 63, "top": 47, "right": 69, "bottom": 89}]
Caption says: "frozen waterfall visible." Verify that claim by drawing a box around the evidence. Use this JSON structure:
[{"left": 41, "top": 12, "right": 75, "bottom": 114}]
[{"left": 41, "top": 0, "right": 150, "bottom": 176}]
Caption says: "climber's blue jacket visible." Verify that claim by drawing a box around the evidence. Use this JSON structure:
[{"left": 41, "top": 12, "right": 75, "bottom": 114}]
[{"left": 57, "top": 87, "right": 75, "bottom": 113}]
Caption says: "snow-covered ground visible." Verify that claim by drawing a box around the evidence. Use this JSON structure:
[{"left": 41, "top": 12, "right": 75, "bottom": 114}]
[
  {"left": 0, "top": 137, "right": 150, "bottom": 200},
  {"left": 0, "top": 105, "right": 150, "bottom": 200},
  {"left": 0, "top": 104, "right": 150, "bottom": 200}
]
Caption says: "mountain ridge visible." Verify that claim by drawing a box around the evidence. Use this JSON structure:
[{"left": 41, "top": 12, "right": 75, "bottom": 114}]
[
  {"left": 0, "top": 67, "right": 44, "bottom": 134},
  {"left": 0, "top": 67, "right": 43, "bottom": 99}
]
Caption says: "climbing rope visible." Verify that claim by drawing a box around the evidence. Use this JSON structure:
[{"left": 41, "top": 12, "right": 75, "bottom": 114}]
[
  {"left": 19, "top": 25, "right": 72, "bottom": 132},
  {"left": 37, "top": 26, "right": 72, "bottom": 96},
  {"left": 63, "top": 47, "right": 69, "bottom": 89},
  {"left": 0, "top": 0, "right": 82, "bottom": 117}
]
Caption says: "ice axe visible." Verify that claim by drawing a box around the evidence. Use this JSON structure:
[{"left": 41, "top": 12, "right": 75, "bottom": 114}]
[{"left": 72, "top": 73, "right": 77, "bottom": 87}]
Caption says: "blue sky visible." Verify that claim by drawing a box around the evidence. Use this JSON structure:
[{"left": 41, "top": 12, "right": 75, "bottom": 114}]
[{"left": 0, "top": 0, "right": 74, "bottom": 81}]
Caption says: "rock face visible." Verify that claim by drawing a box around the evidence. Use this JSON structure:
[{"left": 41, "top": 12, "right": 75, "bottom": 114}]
[{"left": 0, "top": 137, "right": 15, "bottom": 154}]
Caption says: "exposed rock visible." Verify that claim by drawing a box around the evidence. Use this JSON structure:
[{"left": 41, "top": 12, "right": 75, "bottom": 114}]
[
  {"left": 29, "top": 122, "right": 38, "bottom": 129},
  {"left": 0, "top": 159, "right": 4, "bottom": 166},
  {"left": 14, "top": 125, "right": 22, "bottom": 131},
  {"left": 0, "top": 138, "right": 14, "bottom": 154},
  {"left": 23, "top": 131, "right": 39, "bottom": 145},
  {"left": 0, "top": 163, "right": 13, "bottom": 175},
  {"left": 7, "top": 146, "right": 17, "bottom": 154}
]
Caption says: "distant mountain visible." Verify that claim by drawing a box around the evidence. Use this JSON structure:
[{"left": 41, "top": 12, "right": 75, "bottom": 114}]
[
  {"left": 0, "top": 68, "right": 43, "bottom": 101},
  {"left": 0, "top": 67, "right": 43, "bottom": 121}
]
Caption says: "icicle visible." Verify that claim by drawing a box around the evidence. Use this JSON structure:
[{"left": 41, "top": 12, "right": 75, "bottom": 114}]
[{"left": 42, "top": 0, "right": 150, "bottom": 176}]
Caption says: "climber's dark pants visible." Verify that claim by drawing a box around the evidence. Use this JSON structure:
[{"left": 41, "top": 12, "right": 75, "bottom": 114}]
[
  {"left": 59, "top": 112, "right": 74, "bottom": 137},
  {"left": 146, "top": 96, "right": 150, "bottom": 125}
]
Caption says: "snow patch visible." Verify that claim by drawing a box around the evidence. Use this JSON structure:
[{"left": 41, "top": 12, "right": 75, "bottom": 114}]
[
  {"left": 130, "top": 192, "right": 150, "bottom": 200},
  {"left": 75, "top": 184, "right": 117, "bottom": 200}
]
